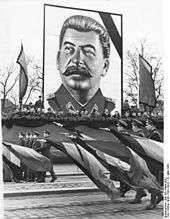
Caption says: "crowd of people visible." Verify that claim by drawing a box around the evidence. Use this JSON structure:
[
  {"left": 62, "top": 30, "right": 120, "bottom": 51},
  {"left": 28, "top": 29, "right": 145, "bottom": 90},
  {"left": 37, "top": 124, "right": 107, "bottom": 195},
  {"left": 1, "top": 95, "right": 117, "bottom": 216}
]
[{"left": 18, "top": 130, "right": 57, "bottom": 183}]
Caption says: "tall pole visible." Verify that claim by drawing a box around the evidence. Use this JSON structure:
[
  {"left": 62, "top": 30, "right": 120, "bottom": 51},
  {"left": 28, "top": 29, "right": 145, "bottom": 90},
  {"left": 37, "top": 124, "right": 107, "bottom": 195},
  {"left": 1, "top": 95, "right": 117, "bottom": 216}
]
[
  {"left": 121, "top": 14, "right": 123, "bottom": 116},
  {"left": 42, "top": 4, "right": 46, "bottom": 109}
]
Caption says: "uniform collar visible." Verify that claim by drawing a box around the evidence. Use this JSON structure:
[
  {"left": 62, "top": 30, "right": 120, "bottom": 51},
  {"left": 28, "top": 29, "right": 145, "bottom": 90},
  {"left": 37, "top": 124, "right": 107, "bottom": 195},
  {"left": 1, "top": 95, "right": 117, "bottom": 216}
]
[{"left": 54, "top": 84, "right": 106, "bottom": 113}]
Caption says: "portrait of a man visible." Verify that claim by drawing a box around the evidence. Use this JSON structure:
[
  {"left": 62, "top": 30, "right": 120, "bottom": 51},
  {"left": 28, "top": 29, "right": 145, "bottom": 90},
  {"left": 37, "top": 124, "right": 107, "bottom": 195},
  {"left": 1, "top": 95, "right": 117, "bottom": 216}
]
[
  {"left": 47, "top": 15, "right": 116, "bottom": 115},
  {"left": 44, "top": 5, "right": 122, "bottom": 115}
]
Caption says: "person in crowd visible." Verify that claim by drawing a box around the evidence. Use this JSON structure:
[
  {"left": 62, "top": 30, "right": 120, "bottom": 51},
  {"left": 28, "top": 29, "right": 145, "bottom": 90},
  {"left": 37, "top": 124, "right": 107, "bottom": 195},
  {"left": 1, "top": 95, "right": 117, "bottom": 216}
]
[
  {"left": 113, "top": 110, "right": 120, "bottom": 119},
  {"left": 36, "top": 130, "right": 57, "bottom": 183},
  {"left": 24, "top": 132, "right": 32, "bottom": 148},
  {"left": 31, "top": 131, "right": 42, "bottom": 182},
  {"left": 131, "top": 119, "right": 145, "bottom": 137},
  {"left": 145, "top": 118, "right": 162, "bottom": 142},
  {"left": 102, "top": 108, "right": 111, "bottom": 118},
  {"left": 34, "top": 95, "right": 44, "bottom": 112},
  {"left": 123, "top": 100, "right": 130, "bottom": 112},
  {"left": 110, "top": 119, "right": 131, "bottom": 197},
  {"left": 18, "top": 132, "right": 25, "bottom": 146},
  {"left": 130, "top": 118, "right": 147, "bottom": 204}
]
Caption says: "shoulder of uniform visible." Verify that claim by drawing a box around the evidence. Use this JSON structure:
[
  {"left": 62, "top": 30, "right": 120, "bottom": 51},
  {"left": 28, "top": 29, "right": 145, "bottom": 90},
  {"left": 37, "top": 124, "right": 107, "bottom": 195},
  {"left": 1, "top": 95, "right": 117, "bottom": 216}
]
[{"left": 47, "top": 93, "right": 55, "bottom": 100}]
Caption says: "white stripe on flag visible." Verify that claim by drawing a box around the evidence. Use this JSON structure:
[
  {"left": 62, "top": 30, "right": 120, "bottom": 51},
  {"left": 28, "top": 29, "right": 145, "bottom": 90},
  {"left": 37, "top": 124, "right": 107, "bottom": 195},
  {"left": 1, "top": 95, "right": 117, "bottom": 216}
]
[
  {"left": 3, "top": 145, "right": 20, "bottom": 167},
  {"left": 131, "top": 135, "right": 163, "bottom": 163}
]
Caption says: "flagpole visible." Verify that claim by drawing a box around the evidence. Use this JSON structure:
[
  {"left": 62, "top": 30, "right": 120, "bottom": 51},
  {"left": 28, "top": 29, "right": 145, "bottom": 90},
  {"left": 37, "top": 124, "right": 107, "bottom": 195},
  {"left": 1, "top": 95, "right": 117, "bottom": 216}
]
[{"left": 137, "top": 54, "right": 140, "bottom": 109}]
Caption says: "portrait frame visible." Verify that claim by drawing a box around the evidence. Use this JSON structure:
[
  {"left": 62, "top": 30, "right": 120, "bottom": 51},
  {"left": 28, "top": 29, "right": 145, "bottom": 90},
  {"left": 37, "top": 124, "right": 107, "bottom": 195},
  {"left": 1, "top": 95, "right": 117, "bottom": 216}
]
[{"left": 43, "top": 4, "right": 123, "bottom": 113}]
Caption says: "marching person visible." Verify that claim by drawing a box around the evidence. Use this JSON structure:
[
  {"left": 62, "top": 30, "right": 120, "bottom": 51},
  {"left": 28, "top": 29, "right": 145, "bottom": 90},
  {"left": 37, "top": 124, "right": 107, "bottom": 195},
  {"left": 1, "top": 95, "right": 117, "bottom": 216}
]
[
  {"left": 110, "top": 119, "right": 131, "bottom": 197},
  {"left": 145, "top": 118, "right": 163, "bottom": 209},
  {"left": 18, "top": 132, "right": 25, "bottom": 146},
  {"left": 36, "top": 130, "right": 57, "bottom": 183},
  {"left": 130, "top": 119, "right": 147, "bottom": 204},
  {"left": 31, "top": 131, "right": 42, "bottom": 182}
]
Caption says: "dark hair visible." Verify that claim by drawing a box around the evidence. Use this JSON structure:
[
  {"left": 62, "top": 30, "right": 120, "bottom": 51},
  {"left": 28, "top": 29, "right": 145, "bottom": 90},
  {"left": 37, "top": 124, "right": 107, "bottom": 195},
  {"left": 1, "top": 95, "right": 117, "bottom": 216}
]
[{"left": 59, "top": 15, "right": 110, "bottom": 59}]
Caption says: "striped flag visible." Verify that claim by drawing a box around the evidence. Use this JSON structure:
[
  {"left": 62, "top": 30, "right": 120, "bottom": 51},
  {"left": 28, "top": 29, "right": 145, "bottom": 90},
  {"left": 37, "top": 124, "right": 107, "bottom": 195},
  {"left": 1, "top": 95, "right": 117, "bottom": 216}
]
[
  {"left": 3, "top": 161, "right": 14, "bottom": 182},
  {"left": 17, "top": 43, "right": 28, "bottom": 102},
  {"left": 109, "top": 127, "right": 163, "bottom": 187},
  {"left": 3, "top": 142, "right": 52, "bottom": 172},
  {"left": 3, "top": 144, "right": 22, "bottom": 180},
  {"left": 68, "top": 130, "right": 162, "bottom": 192},
  {"left": 47, "top": 137, "right": 120, "bottom": 200},
  {"left": 139, "top": 55, "right": 156, "bottom": 107},
  {"left": 3, "top": 143, "right": 21, "bottom": 167}
]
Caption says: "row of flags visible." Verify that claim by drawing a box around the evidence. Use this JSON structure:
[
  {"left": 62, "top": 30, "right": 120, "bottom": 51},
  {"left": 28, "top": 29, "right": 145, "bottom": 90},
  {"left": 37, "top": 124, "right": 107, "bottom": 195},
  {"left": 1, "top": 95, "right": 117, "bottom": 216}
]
[{"left": 3, "top": 123, "right": 163, "bottom": 199}]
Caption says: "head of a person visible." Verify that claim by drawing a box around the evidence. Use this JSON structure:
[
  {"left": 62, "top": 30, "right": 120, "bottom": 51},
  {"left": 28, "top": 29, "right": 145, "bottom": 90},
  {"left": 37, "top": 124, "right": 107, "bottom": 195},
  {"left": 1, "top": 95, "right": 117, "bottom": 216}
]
[
  {"left": 117, "top": 120, "right": 128, "bottom": 132},
  {"left": 124, "top": 110, "right": 130, "bottom": 118},
  {"left": 43, "top": 130, "right": 50, "bottom": 138},
  {"left": 39, "top": 96, "right": 42, "bottom": 100},
  {"left": 33, "top": 132, "right": 40, "bottom": 139},
  {"left": 26, "top": 132, "right": 31, "bottom": 139},
  {"left": 57, "top": 15, "right": 110, "bottom": 94},
  {"left": 145, "top": 118, "right": 155, "bottom": 131},
  {"left": 132, "top": 119, "right": 143, "bottom": 132},
  {"left": 19, "top": 132, "right": 25, "bottom": 139}
]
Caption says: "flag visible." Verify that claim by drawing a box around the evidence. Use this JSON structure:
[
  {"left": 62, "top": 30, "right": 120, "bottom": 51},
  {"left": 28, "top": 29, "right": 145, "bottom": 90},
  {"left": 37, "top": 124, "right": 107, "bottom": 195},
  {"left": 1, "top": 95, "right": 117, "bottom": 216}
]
[
  {"left": 3, "top": 142, "right": 52, "bottom": 172},
  {"left": 109, "top": 127, "right": 163, "bottom": 187},
  {"left": 3, "top": 161, "right": 14, "bottom": 182},
  {"left": 67, "top": 130, "right": 162, "bottom": 192},
  {"left": 3, "top": 144, "right": 22, "bottom": 179},
  {"left": 139, "top": 55, "right": 156, "bottom": 107},
  {"left": 17, "top": 43, "right": 28, "bottom": 102},
  {"left": 3, "top": 144, "right": 21, "bottom": 167},
  {"left": 51, "top": 123, "right": 162, "bottom": 193},
  {"left": 47, "top": 137, "right": 120, "bottom": 200}
]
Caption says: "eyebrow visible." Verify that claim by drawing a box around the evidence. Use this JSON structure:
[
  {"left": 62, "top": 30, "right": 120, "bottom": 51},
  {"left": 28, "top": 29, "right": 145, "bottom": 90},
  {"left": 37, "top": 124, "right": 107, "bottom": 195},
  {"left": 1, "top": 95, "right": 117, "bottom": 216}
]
[
  {"left": 63, "top": 41, "right": 75, "bottom": 47},
  {"left": 63, "top": 41, "right": 96, "bottom": 52}
]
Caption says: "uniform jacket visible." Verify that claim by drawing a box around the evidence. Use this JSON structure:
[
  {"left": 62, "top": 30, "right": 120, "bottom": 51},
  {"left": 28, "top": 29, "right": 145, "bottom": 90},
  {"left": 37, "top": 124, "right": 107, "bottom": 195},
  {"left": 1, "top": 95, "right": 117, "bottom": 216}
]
[
  {"left": 47, "top": 85, "right": 115, "bottom": 115},
  {"left": 18, "top": 138, "right": 25, "bottom": 147},
  {"left": 36, "top": 140, "right": 52, "bottom": 160},
  {"left": 148, "top": 129, "right": 162, "bottom": 142},
  {"left": 32, "top": 139, "right": 41, "bottom": 151}
]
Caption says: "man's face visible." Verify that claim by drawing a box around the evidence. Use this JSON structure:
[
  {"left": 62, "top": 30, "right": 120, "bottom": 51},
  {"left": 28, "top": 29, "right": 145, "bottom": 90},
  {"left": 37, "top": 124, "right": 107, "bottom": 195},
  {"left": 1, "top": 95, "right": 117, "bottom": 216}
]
[
  {"left": 43, "top": 133, "right": 49, "bottom": 138},
  {"left": 145, "top": 122, "right": 153, "bottom": 131},
  {"left": 117, "top": 125, "right": 124, "bottom": 133},
  {"left": 132, "top": 124, "right": 138, "bottom": 133},
  {"left": 57, "top": 29, "right": 109, "bottom": 92}
]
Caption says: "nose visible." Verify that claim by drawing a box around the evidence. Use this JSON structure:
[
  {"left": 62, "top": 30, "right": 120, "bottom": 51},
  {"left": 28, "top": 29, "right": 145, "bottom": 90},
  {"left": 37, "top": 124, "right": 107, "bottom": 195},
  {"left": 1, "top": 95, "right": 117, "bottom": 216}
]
[{"left": 71, "top": 47, "right": 84, "bottom": 65}]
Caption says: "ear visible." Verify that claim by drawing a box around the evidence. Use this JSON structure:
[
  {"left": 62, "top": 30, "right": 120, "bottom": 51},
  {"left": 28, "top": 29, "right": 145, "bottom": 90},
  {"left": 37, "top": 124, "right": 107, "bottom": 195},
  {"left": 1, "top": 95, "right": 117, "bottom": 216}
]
[
  {"left": 56, "top": 51, "right": 60, "bottom": 69},
  {"left": 101, "top": 59, "right": 109, "bottom": 77}
]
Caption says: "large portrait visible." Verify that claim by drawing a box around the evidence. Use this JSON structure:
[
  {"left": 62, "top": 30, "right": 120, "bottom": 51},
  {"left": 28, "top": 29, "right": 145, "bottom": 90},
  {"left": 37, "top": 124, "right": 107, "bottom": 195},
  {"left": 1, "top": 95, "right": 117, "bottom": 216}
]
[{"left": 43, "top": 4, "right": 123, "bottom": 115}]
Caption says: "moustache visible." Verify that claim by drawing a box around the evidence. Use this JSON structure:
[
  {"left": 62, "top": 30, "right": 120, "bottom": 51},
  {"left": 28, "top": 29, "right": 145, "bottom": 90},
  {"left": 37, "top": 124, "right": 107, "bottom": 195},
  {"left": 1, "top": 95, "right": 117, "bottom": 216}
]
[{"left": 63, "top": 65, "right": 92, "bottom": 78}]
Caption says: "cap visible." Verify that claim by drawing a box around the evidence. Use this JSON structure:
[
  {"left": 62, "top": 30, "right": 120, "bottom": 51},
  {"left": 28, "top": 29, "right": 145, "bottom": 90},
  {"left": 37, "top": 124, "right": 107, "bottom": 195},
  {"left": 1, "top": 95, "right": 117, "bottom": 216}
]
[{"left": 43, "top": 130, "right": 50, "bottom": 135}]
